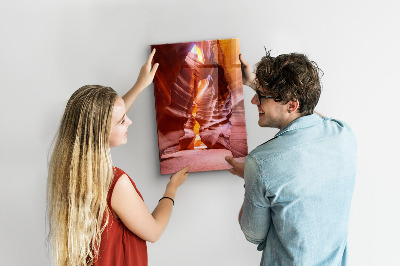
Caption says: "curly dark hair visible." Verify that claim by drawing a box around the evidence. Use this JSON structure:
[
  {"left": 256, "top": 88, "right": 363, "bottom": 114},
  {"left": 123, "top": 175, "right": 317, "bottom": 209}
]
[{"left": 255, "top": 51, "right": 323, "bottom": 115}]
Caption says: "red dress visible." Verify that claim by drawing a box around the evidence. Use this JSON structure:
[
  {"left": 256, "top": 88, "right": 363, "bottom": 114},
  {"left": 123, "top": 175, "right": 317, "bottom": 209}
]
[{"left": 94, "top": 167, "right": 148, "bottom": 266}]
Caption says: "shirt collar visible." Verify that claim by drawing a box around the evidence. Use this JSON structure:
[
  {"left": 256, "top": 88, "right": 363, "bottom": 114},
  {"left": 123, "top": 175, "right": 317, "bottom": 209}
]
[{"left": 275, "top": 114, "right": 322, "bottom": 138}]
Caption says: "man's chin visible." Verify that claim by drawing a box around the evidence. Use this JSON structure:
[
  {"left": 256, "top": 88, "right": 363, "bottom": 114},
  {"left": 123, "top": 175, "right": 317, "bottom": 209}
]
[
  {"left": 258, "top": 120, "right": 276, "bottom": 129},
  {"left": 258, "top": 118, "right": 267, "bottom": 127}
]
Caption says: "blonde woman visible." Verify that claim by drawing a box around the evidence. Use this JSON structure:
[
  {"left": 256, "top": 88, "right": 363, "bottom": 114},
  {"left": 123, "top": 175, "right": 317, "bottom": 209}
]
[{"left": 47, "top": 49, "right": 190, "bottom": 266}]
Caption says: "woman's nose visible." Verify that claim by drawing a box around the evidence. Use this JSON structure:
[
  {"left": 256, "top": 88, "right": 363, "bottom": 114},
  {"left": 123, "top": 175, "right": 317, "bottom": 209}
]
[{"left": 126, "top": 116, "right": 132, "bottom": 126}]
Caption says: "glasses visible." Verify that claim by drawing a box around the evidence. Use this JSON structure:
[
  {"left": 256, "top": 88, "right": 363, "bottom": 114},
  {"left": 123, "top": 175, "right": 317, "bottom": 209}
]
[{"left": 255, "top": 90, "right": 279, "bottom": 104}]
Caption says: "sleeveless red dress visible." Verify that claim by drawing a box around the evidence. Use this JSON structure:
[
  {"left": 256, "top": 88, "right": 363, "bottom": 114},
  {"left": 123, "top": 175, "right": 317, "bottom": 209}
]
[{"left": 94, "top": 167, "right": 148, "bottom": 266}]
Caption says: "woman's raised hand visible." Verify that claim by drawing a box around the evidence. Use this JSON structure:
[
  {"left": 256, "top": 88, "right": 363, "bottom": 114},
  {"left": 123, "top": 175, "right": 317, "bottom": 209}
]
[
  {"left": 135, "top": 48, "right": 159, "bottom": 90},
  {"left": 122, "top": 49, "right": 159, "bottom": 112}
]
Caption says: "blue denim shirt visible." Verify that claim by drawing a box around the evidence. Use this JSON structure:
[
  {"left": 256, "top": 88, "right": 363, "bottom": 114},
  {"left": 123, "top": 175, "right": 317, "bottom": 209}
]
[{"left": 240, "top": 114, "right": 356, "bottom": 266}]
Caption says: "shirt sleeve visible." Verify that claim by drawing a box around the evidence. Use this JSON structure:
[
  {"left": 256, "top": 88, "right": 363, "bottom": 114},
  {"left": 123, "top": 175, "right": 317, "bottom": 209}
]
[{"left": 239, "top": 154, "right": 271, "bottom": 246}]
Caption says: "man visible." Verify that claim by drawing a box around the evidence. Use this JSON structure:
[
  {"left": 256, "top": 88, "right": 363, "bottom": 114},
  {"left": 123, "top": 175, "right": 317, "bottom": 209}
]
[{"left": 226, "top": 51, "right": 356, "bottom": 265}]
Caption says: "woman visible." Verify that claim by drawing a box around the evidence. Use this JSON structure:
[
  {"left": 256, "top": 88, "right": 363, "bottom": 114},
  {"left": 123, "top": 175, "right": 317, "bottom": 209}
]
[{"left": 47, "top": 49, "right": 190, "bottom": 266}]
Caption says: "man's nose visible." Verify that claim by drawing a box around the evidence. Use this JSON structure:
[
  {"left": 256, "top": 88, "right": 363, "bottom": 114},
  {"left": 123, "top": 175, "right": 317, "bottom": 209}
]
[{"left": 251, "top": 94, "right": 259, "bottom": 105}]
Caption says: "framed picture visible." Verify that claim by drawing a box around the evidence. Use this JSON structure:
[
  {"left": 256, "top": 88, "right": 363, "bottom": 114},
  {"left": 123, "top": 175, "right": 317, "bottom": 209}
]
[{"left": 151, "top": 38, "right": 248, "bottom": 174}]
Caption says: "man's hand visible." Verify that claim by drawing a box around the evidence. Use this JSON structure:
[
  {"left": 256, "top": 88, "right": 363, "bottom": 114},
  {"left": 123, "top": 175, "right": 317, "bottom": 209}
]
[
  {"left": 135, "top": 48, "right": 159, "bottom": 90},
  {"left": 239, "top": 54, "right": 257, "bottom": 90},
  {"left": 225, "top": 156, "right": 245, "bottom": 178}
]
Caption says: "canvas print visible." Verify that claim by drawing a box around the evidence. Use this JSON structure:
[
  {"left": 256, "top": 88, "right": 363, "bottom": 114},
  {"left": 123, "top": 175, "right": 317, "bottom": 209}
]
[{"left": 151, "top": 38, "right": 248, "bottom": 174}]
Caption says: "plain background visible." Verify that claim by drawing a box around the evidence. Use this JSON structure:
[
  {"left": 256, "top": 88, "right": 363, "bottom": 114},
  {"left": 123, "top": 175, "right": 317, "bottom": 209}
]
[{"left": 1, "top": 0, "right": 399, "bottom": 265}]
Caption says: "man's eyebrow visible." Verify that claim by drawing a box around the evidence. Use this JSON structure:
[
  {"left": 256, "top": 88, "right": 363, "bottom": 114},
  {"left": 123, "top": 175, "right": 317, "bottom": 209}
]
[{"left": 117, "top": 114, "right": 126, "bottom": 124}]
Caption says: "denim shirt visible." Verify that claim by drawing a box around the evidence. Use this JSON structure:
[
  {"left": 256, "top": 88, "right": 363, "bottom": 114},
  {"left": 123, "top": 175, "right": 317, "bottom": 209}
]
[{"left": 240, "top": 114, "right": 357, "bottom": 266}]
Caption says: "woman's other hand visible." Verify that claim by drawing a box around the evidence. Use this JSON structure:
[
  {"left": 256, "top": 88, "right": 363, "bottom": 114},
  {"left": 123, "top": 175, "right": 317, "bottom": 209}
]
[{"left": 167, "top": 165, "right": 190, "bottom": 192}]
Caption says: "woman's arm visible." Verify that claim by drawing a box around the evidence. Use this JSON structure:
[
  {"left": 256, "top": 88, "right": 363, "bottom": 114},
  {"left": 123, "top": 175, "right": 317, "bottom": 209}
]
[
  {"left": 122, "top": 49, "right": 159, "bottom": 113},
  {"left": 111, "top": 166, "right": 190, "bottom": 243}
]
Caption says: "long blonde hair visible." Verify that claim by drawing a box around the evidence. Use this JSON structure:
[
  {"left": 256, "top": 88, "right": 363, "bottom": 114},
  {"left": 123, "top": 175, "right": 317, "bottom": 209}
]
[{"left": 47, "top": 85, "right": 118, "bottom": 265}]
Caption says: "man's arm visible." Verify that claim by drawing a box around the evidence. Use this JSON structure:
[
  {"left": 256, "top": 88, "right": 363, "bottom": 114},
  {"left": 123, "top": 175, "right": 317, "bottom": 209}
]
[
  {"left": 239, "top": 54, "right": 257, "bottom": 90},
  {"left": 239, "top": 155, "right": 272, "bottom": 245},
  {"left": 224, "top": 156, "right": 245, "bottom": 223}
]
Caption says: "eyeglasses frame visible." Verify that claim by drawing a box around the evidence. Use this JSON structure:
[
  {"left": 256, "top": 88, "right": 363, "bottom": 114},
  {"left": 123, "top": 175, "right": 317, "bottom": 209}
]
[{"left": 255, "top": 89, "right": 281, "bottom": 105}]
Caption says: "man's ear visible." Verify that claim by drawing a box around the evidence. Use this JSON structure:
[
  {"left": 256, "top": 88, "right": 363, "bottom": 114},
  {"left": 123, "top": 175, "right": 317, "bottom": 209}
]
[{"left": 287, "top": 100, "right": 299, "bottom": 113}]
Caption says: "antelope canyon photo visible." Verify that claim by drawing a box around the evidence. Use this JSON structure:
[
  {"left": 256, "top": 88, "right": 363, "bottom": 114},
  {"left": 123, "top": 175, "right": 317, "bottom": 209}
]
[{"left": 151, "top": 38, "right": 248, "bottom": 174}]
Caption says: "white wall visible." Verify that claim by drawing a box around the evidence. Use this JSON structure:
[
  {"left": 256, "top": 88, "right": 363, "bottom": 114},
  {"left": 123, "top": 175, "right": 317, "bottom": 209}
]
[{"left": 1, "top": 0, "right": 399, "bottom": 265}]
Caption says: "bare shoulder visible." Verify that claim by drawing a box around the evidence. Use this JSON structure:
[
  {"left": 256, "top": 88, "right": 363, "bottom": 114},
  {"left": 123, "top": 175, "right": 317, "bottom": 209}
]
[
  {"left": 115, "top": 173, "right": 132, "bottom": 188},
  {"left": 111, "top": 174, "right": 141, "bottom": 208}
]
